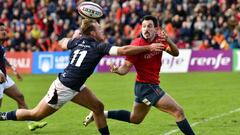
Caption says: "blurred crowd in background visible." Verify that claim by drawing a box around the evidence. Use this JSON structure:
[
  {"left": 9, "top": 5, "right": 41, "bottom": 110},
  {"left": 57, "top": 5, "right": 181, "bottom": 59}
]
[{"left": 0, "top": 0, "right": 239, "bottom": 52}]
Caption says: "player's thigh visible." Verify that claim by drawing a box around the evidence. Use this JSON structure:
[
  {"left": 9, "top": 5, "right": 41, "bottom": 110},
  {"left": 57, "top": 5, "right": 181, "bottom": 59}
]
[
  {"left": 154, "top": 93, "right": 182, "bottom": 114},
  {"left": 131, "top": 102, "right": 150, "bottom": 121},
  {"left": 4, "top": 84, "right": 23, "bottom": 100},
  {"left": 45, "top": 78, "right": 84, "bottom": 110},
  {"left": 3, "top": 75, "right": 21, "bottom": 98},
  {"left": 71, "top": 87, "right": 103, "bottom": 111}
]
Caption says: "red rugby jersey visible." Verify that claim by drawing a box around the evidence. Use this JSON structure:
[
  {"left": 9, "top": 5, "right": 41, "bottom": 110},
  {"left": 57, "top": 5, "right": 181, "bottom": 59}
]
[{"left": 126, "top": 36, "right": 168, "bottom": 84}]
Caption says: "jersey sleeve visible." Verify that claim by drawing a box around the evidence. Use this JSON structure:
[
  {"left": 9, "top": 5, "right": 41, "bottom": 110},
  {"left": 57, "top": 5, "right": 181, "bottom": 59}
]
[
  {"left": 67, "top": 38, "right": 79, "bottom": 49},
  {"left": 96, "top": 43, "right": 112, "bottom": 55}
]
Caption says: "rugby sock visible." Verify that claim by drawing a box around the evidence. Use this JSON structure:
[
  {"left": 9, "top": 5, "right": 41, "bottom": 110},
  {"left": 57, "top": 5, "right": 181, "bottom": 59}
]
[
  {"left": 108, "top": 110, "right": 130, "bottom": 122},
  {"left": 176, "top": 119, "right": 195, "bottom": 135},
  {"left": 0, "top": 110, "right": 17, "bottom": 120},
  {"left": 98, "top": 126, "right": 110, "bottom": 135}
]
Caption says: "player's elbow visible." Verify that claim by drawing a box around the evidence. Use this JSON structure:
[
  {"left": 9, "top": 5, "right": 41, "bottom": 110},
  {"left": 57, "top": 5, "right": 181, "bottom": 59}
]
[
  {"left": 58, "top": 40, "right": 64, "bottom": 49},
  {"left": 169, "top": 48, "right": 179, "bottom": 57},
  {"left": 172, "top": 50, "right": 179, "bottom": 57},
  {"left": 58, "top": 38, "right": 68, "bottom": 49}
]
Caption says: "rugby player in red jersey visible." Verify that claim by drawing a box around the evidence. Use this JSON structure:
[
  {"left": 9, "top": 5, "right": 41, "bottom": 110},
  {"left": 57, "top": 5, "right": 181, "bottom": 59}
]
[{"left": 84, "top": 15, "right": 195, "bottom": 135}]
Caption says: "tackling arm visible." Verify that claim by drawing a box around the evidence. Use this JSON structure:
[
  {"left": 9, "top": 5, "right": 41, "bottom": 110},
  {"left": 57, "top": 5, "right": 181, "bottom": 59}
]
[{"left": 109, "top": 43, "right": 163, "bottom": 56}]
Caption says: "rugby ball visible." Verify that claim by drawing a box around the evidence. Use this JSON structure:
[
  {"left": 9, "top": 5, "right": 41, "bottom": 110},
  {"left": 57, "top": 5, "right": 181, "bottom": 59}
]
[{"left": 77, "top": 2, "right": 103, "bottom": 19}]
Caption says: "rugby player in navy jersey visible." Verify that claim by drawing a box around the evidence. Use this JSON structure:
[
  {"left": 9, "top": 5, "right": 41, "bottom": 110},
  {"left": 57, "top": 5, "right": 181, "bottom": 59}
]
[
  {"left": 0, "top": 23, "right": 47, "bottom": 131},
  {"left": 0, "top": 19, "right": 163, "bottom": 135}
]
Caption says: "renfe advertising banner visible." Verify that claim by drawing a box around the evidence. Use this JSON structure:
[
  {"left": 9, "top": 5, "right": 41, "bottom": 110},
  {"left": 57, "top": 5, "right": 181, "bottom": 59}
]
[
  {"left": 233, "top": 50, "right": 240, "bottom": 71},
  {"left": 161, "top": 50, "right": 191, "bottom": 73},
  {"left": 188, "top": 50, "right": 232, "bottom": 72},
  {"left": 6, "top": 52, "right": 32, "bottom": 74},
  {"left": 98, "top": 50, "right": 191, "bottom": 73}
]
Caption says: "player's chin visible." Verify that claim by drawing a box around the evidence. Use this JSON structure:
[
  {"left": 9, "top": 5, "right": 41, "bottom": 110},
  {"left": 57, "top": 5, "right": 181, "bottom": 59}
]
[
  {"left": 143, "top": 34, "right": 151, "bottom": 39},
  {"left": 144, "top": 36, "right": 152, "bottom": 41},
  {"left": 96, "top": 36, "right": 105, "bottom": 42}
]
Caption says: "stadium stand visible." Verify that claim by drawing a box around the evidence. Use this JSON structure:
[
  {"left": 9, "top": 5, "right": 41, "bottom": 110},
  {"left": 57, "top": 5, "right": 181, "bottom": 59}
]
[{"left": 0, "top": 0, "right": 239, "bottom": 52}]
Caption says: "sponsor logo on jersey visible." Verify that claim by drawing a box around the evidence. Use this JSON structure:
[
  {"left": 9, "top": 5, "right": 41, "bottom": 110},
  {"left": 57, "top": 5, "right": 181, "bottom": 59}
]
[{"left": 144, "top": 51, "right": 161, "bottom": 59}]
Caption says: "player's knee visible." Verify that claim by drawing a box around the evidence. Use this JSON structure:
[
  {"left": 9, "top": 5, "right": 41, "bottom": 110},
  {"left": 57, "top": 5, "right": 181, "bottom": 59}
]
[
  {"left": 92, "top": 101, "right": 104, "bottom": 114},
  {"left": 17, "top": 94, "right": 25, "bottom": 102},
  {"left": 130, "top": 116, "right": 143, "bottom": 124},
  {"left": 131, "top": 119, "right": 143, "bottom": 124},
  {"left": 29, "top": 110, "right": 45, "bottom": 121},
  {"left": 30, "top": 113, "right": 44, "bottom": 121},
  {"left": 32, "top": 116, "right": 43, "bottom": 121},
  {"left": 174, "top": 107, "right": 184, "bottom": 119}
]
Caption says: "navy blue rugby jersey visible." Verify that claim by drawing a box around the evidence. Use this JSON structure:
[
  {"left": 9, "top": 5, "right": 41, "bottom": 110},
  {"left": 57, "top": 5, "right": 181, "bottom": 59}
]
[
  {"left": 0, "top": 45, "right": 6, "bottom": 76},
  {"left": 59, "top": 36, "right": 112, "bottom": 91}
]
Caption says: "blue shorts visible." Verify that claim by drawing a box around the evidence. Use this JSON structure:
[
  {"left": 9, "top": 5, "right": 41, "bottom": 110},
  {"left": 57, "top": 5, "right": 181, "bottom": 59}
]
[{"left": 134, "top": 81, "right": 165, "bottom": 106}]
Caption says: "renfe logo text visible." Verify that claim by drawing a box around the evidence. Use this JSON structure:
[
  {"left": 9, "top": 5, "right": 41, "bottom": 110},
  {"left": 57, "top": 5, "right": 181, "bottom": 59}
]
[{"left": 190, "top": 53, "right": 231, "bottom": 69}]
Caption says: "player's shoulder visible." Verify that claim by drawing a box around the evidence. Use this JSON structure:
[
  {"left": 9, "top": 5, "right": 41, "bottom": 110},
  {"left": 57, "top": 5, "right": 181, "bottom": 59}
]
[
  {"left": 69, "top": 36, "right": 97, "bottom": 48},
  {"left": 80, "top": 36, "right": 99, "bottom": 46},
  {"left": 132, "top": 37, "right": 144, "bottom": 42},
  {"left": 130, "top": 37, "right": 145, "bottom": 46}
]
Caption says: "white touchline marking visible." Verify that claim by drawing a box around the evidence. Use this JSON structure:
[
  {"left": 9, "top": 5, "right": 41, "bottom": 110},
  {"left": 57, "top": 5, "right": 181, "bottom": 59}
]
[{"left": 163, "top": 107, "right": 240, "bottom": 135}]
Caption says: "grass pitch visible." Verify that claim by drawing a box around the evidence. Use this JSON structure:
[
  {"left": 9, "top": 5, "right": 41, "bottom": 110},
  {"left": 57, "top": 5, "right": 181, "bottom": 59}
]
[{"left": 0, "top": 72, "right": 239, "bottom": 135}]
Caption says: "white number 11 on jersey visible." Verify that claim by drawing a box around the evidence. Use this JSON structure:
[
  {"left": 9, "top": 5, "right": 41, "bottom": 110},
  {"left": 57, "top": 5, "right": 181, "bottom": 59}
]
[{"left": 70, "top": 50, "right": 87, "bottom": 67}]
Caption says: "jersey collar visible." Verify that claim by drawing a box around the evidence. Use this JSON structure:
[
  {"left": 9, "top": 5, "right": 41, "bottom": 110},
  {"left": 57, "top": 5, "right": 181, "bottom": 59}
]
[{"left": 80, "top": 35, "right": 97, "bottom": 42}]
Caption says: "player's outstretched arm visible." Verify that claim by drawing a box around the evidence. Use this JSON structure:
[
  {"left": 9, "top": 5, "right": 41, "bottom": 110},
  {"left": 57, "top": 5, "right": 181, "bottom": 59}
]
[
  {"left": 109, "top": 43, "right": 163, "bottom": 56},
  {"left": 109, "top": 60, "right": 133, "bottom": 75}
]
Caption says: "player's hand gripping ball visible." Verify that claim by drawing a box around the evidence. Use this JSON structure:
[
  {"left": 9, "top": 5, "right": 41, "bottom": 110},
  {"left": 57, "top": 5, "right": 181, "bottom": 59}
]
[{"left": 77, "top": 2, "right": 103, "bottom": 19}]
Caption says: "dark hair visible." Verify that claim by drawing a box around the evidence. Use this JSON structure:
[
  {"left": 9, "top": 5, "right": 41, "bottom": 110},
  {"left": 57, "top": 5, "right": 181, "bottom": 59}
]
[
  {"left": 80, "top": 19, "right": 96, "bottom": 36},
  {"left": 141, "top": 15, "right": 158, "bottom": 27},
  {"left": 0, "top": 22, "right": 4, "bottom": 26}
]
